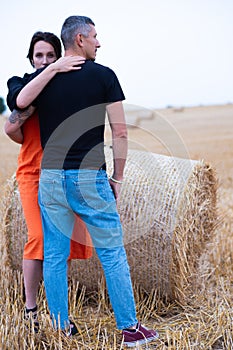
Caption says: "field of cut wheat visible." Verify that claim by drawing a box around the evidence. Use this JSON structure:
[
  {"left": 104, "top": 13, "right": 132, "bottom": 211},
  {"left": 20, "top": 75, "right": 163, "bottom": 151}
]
[{"left": 0, "top": 104, "right": 232, "bottom": 349}]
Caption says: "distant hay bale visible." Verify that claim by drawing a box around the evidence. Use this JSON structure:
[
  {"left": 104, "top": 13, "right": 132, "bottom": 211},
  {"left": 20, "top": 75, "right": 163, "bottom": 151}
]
[
  {"left": 2, "top": 150, "right": 217, "bottom": 304},
  {"left": 124, "top": 106, "right": 155, "bottom": 127}
]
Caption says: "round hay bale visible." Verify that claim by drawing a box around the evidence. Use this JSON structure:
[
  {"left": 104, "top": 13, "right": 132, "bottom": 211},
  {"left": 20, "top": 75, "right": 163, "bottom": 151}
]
[
  {"left": 2, "top": 150, "right": 217, "bottom": 303},
  {"left": 72, "top": 150, "right": 217, "bottom": 303},
  {"left": 0, "top": 177, "right": 27, "bottom": 270}
]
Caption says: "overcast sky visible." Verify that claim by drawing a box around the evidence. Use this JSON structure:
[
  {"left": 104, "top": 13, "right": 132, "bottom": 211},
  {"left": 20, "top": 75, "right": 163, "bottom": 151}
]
[{"left": 1, "top": 0, "right": 233, "bottom": 111}]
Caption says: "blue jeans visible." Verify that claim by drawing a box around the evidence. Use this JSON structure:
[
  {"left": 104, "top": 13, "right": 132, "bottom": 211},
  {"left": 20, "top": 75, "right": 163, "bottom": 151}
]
[{"left": 39, "top": 169, "right": 137, "bottom": 330}]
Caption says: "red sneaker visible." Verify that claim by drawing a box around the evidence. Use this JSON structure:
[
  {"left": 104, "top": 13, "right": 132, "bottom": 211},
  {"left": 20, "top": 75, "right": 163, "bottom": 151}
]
[{"left": 122, "top": 322, "right": 159, "bottom": 347}]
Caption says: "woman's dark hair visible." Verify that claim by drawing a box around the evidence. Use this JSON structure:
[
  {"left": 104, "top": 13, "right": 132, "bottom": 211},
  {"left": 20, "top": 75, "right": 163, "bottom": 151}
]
[{"left": 27, "top": 31, "right": 62, "bottom": 66}]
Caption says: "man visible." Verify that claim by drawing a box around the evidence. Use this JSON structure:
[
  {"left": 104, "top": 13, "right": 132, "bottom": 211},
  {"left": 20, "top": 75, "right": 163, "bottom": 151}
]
[{"left": 7, "top": 16, "right": 159, "bottom": 347}]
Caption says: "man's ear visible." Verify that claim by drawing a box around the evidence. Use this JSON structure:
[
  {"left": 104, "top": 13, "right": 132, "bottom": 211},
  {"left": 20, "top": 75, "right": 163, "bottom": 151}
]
[{"left": 76, "top": 33, "right": 83, "bottom": 47}]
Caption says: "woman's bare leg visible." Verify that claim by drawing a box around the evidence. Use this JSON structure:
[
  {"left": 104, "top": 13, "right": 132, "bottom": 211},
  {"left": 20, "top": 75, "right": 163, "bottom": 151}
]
[{"left": 23, "top": 259, "right": 43, "bottom": 309}]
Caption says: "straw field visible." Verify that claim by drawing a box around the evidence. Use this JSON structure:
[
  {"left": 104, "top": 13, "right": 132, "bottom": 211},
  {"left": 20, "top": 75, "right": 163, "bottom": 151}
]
[{"left": 0, "top": 104, "right": 233, "bottom": 349}]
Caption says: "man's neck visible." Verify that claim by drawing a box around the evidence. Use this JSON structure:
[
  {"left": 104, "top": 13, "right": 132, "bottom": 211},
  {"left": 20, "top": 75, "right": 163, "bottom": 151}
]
[{"left": 65, "top": 48, "right": 86, "bottom": 58}]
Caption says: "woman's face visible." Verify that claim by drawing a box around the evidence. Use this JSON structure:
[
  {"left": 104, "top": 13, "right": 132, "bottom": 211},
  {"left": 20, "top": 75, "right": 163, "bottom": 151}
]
[{"left": 32, "top": 41, "right": 57, "bottom": 69}]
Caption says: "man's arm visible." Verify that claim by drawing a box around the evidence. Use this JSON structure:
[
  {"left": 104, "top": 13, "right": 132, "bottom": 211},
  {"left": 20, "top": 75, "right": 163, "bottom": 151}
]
[
  {"left": 16, "top": 56, "right": 85, "bottom": 109},
  {"left": 106, "top": 101, "right": 128, "bottom": 200},
  {"left": 4, "top": 106, "right": 35, "bottom": 144}
]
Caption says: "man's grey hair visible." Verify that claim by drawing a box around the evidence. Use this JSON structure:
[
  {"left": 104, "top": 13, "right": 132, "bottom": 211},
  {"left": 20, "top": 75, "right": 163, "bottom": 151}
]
[{"left": 61, "top": 16, "right": 95, "bottom": 50}]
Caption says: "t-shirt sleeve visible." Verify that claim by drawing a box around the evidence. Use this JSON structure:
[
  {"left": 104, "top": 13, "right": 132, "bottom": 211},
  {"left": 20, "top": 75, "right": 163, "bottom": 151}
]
[
  {"left": 6, "top": 69, "right": 43, "bottom": 111},
  {"left": 104, "top": 67, "right": 125, "bottom": 103},
  {"left": 6, "top": 75, "right": 27, "bottom": 111}
]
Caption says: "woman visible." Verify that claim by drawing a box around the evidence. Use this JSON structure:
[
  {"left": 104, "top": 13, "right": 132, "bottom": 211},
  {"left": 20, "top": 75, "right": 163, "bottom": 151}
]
[{"left": 5, "top": 31, "right": 92, "bottom": 332}]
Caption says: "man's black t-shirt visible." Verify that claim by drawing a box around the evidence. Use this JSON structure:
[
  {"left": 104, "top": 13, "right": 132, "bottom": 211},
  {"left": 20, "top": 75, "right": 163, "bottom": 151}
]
[{"left": 8, "top": 60, "right": 125, "bottom": 170}]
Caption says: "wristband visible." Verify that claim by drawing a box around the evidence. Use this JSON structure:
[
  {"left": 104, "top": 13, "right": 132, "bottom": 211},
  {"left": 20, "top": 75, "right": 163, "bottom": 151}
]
[{"left": 109, "top": 176, "right": 123, "bottom": 184}]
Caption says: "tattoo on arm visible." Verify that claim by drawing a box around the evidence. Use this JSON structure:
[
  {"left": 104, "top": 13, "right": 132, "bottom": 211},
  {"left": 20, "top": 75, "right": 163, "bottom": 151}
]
[{"left": 8, "top": 106, "right": 34, "bottom": 126}]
